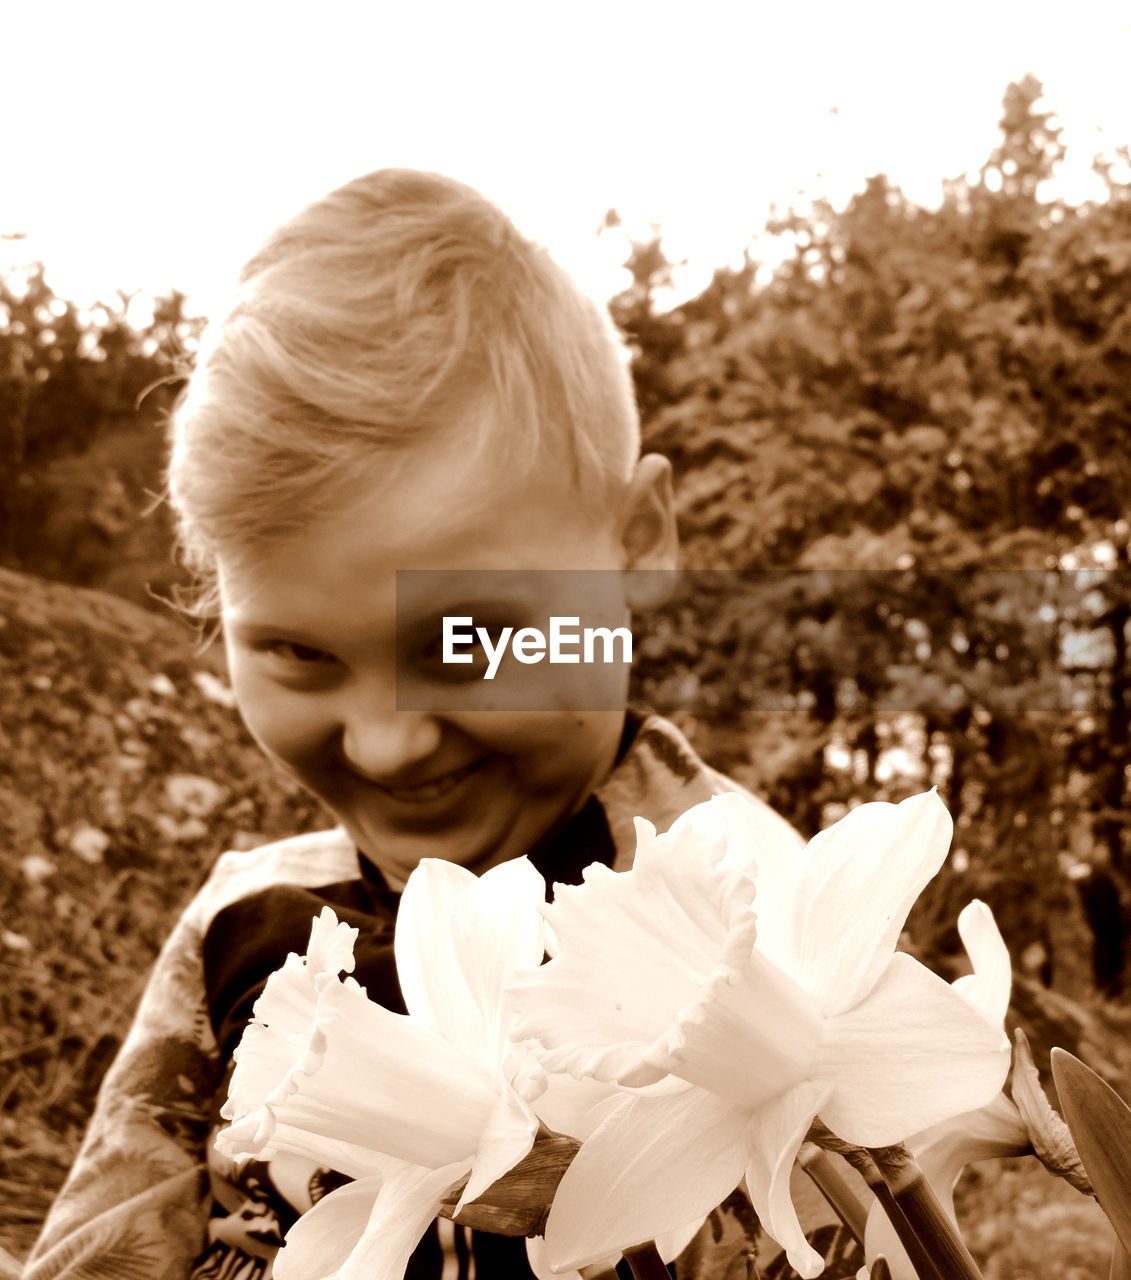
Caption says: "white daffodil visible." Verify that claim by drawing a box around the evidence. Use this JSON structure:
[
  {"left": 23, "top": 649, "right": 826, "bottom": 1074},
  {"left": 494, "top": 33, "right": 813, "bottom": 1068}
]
[
  {"left": 507, "top": 790, "right": 1012, "bottom": 1278},
  {"left": 862, "top": 900, "right": 1029, "bottom": 1279},
  {"left": 216, "top": 855, "right": 549, "bottom": 1280}
]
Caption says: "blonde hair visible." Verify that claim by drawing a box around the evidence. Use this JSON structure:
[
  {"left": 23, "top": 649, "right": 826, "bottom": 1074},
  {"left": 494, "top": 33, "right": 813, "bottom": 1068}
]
[{"left": 167, "top": 169, "right": 640, "bottom": 605}]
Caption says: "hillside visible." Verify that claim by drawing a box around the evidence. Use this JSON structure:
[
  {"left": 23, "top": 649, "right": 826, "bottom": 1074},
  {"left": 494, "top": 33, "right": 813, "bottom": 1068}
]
[{"left": 0, "top": 569, "right": 329, "bottom": 1260}]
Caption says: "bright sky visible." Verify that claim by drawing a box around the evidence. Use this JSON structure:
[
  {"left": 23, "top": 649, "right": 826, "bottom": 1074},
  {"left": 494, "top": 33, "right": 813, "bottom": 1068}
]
[{"left": 5, "top": 0, "right": 1131, "bottom": 319}]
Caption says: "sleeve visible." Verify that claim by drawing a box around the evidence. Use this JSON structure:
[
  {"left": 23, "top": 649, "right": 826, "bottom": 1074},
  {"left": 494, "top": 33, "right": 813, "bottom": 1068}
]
[{"left": 23, "top": 893, "right": 225, "bottom": 1280}]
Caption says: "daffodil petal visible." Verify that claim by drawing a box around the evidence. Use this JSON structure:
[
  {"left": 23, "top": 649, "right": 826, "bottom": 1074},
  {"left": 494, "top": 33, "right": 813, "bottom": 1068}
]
[
  {"left": 397, "top": 858, "right": 546, "bottom": 1063},
  {"left": 525, "top": 1235, "right": 604, "bottom": 1280},
  {"left": 218, "top": 1114, "right": 408, "bottom": 1182},
  {"left": 793, "top": 790, "right": 953, "bottom": 1015},
  {"left": 952, "top": 900, "right": 1011, "bottom": 1027},
  {"left": 454, "top": 857, "right": 548, "bottom": 1052},
  {"left": 818, "top": 952, "right": 1010, "bottom": 1147},
  {"left": 395, "top": 858, "right": 484, "bottom": 1053},
  {"left": 272, "top": 1174, "right": 385, "bottom": 1280},
  {"left": 525, "top": 1214, "right": 704, "bottom": 1280},
  {"left": 460, "top": 1088, "right": 539, "bottom": 1206},
  {"left": 278, "top": 1161, "right": 468, "bottom": 1280},
  {"left": 544, "top": 1086, "right": 748, "bottom": 1272},
  {"left": 304, "top": 906, "right": 360, "bottom": 978},
  {"left": 655, "top": 1214, "right": 713, "bottom": 1267},
  {"left": 531, "top": 1070, "right": 624, "bottom": 1141},
  {"left": 914, "top": 1090, "right": 1030, "bottom": 1187},
  {"left": 743, "top": 1082, "right": 830, "bottom": 1280}
]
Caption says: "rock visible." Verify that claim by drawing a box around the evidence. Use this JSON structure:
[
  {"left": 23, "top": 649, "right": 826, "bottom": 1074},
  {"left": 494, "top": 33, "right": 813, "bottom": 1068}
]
[
  {"left": 62, "top": 823, "right": 111, "bottom": 865},
  {"left": 163, "top": 773, "right": 228, "bottom": 818}
]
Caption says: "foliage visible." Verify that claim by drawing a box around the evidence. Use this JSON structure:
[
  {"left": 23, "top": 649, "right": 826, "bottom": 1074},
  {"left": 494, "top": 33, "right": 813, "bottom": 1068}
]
[
  {"left": 621, "top": 75, "right": 1131, "bottom": 1000},
  {"left": 0, "top": 259, "right": 202, "bottom": 606},
  {"left": 956, "top": 1157, "right": 1112, "bottom": 1280}
]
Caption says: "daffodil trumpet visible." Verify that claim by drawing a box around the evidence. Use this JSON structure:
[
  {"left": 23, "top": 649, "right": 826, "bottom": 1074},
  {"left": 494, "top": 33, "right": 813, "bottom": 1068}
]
[{"left": 869, "top": 1144, "right": 985, "bottom": 1280}]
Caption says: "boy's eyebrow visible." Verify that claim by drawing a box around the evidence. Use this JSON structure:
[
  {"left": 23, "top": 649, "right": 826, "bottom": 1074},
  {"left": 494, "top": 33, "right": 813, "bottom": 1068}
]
[
  {"left": 411, "top": 596, "right": 537, "bottom": 620},
  {"left": 226, "top": 620, "right": 335, "bottom": 647},
  {"left": 395, "top": 580, "right": 546, "bottom": 622},
  {"left": 396, "top": 601, "right": 537, "bottom": 644}
]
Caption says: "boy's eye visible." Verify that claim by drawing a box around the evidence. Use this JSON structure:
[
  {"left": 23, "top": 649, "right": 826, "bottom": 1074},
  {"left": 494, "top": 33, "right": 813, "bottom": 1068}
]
[
  {"left": 416, "top": 632, "right": 491, "bottom": 681},
  {"left": 259, "top": 640, "right": 335, "bottom": 664},
  {"left": 410, "top": 621, "right": 514, "bottom": 683}
]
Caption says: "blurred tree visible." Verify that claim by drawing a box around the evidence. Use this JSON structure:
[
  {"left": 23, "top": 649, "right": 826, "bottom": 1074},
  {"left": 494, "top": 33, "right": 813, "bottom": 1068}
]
[
  {"left": 606, "top": 217, "right": 687, "bottom": 420},
  {"left": 0, "top": 262, "right": 202, "bottom": 605},
  {"left": 623, "top": 78, "right": 1131, "bottom": 997}
]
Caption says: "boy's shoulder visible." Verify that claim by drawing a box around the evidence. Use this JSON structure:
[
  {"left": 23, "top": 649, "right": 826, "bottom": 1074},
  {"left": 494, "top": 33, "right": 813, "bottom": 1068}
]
[
  {"left": 599, "top": 713, "right": 804, "bottom": 869},
  {"left": 186, "top": 827, "right": 360, "bottom": 932}
]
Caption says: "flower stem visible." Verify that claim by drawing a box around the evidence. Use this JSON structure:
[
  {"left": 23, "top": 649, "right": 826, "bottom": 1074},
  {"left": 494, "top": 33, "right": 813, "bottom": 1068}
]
[
  {"left": 580, "top": 1267, "right": 622, "bottom": 1280},
  {"left": 799, "top": 1141, "right": 869, "bottom": 1244},
  {"left": 867, "top": 1175, "right": 943, "bottom": 1280},
  {"left": 808, "top": 1125, "right": 941, "bottom": 1280},
  {"left": 623, "top": 1241, "right": 671, "bottom": 1280},
  {"left": 870, "top": 1144, "right": 985, "bottom": 1280}
]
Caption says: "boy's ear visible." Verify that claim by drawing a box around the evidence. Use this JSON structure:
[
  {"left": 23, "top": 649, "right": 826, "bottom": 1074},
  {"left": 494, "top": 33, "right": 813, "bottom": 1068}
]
[{"left": 620, "top": 453, "right": 679, "bottom": 610}]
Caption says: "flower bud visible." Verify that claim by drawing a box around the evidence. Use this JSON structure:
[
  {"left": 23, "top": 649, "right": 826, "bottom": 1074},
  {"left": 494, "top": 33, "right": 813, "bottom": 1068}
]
[{"left": 1010, "top": 1029, "right": 1093, "bottom": 1196}]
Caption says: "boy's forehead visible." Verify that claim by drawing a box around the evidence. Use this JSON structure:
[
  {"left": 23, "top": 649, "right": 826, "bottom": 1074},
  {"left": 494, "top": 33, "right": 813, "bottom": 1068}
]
[
  {"left": 394, "top": 568, "right": 628, "bottom": 621},
  {"left": 218, "top": 446, "right": 626, "bottom": 624},
  {"left": 334, "top": 437, "right": 620, "bottom": 564}
]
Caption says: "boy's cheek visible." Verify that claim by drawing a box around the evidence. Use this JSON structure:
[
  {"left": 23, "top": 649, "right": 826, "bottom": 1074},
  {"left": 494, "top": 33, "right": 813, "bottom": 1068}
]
[
  {"left": 453, "top": 710, "right": 625, "bottom": 790},
  {"left": 408, "top": 661, "right": 631, "bottom": 719},
  {"left": 227, "top": 666, "right": 322, "bottom": 760}
]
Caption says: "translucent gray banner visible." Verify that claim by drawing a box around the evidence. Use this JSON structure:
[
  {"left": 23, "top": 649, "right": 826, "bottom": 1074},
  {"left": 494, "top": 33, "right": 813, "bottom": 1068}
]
[{"left": 395, "top": 568, "right": 1131, "bottom": 714}]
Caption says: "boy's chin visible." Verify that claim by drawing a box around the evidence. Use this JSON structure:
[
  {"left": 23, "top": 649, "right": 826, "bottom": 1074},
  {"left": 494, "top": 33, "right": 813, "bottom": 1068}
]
[{"left": 354, "top": 835, "right": 523, "bottom": 890}]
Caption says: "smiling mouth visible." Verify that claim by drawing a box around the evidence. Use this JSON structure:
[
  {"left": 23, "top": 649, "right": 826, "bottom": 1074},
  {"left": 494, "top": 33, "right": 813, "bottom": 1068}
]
[{"left": 374, "top": 758, "right": 488, "bottom": 804}]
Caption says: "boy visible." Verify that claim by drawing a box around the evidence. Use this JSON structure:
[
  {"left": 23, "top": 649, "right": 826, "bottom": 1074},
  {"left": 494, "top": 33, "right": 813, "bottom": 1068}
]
[{"left": 25, "top": 170, "right": 856, "bottom": 1280}]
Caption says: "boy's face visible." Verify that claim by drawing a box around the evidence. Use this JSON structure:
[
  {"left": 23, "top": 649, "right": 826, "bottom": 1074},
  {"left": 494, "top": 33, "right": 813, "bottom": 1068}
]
[{"left": 219, "top": 441, "right": 676, "bottom": 886}]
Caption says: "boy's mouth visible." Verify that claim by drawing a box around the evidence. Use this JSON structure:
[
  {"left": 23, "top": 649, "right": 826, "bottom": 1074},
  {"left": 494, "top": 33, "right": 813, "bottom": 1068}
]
[{"left": 374, "top": 757, "right": 488, "bottom": 804}]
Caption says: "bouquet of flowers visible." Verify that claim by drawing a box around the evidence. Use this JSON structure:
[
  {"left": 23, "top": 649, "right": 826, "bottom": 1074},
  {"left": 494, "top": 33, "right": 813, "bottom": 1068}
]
[{"left": 215, "top": 791, "right": 1131, "bottom": 1280}]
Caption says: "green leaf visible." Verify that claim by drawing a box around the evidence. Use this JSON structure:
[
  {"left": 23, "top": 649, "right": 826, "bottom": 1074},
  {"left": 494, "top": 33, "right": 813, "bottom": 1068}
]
[{"left": 1051, "top": 1048, "right": 1131, "bottom": 1253}]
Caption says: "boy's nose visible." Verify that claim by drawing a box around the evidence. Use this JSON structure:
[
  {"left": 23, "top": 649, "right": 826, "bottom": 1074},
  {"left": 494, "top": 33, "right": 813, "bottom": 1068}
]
[{"left": 338, "top": 698, "right": 444, "bottom": 784}]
